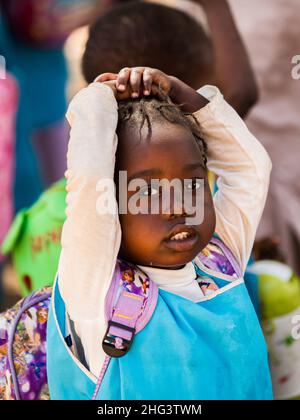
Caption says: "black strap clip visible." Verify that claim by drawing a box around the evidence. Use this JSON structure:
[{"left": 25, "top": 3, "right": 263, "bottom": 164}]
[{"left": 102, "top": 320, "right": 136, "bottom": 358}]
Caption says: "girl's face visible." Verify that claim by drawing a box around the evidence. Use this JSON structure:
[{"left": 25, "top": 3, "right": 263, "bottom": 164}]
[{"left": 116, "top": 121, "right": 216, "bottom": 269}]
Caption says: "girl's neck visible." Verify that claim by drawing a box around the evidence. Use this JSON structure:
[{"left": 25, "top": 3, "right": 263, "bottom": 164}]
[{"left": 142, "top": 263, "right": 186, "bottom": 270}]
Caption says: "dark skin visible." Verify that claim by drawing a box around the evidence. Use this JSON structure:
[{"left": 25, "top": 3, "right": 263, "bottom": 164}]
[
  {"left": 97, "top": 67, "right": 216, "bottom": 269},
  {"left": 97, "top": 67, "right": 209, "bottom": 113}
]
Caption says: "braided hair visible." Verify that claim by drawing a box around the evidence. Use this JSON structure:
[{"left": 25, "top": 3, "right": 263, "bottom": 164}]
[{"left": 117, "top": 95, "right": 207, "bottom": 168}]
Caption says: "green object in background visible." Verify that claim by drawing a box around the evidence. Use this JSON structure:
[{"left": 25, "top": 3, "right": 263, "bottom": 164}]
[
  {"left": 1, "top": 179, "right": 66, "bottom": 296},
  {"left": 249, "top": 260, "right": 300, "bottom": 400},
  {"left": 250, "top": 260, "right": 300, "bottom": 320}
]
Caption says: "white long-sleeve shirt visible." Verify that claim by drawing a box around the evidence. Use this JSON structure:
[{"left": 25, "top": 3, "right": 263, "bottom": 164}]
[{"left": 58, "top": 82, "right": 272, "bottom": 379}]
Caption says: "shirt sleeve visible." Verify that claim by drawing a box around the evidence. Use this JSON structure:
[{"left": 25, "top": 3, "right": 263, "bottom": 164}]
[
  {"left": 193, "top": 85, "right": 272, "bottom": 274},
  {"left": 58, "top": 82, "right": 121, "bottom": 322}
]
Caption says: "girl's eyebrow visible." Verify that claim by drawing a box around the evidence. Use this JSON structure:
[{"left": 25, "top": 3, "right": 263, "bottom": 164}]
[
  {"left": 183, "top": 163, "right": 204, "bottom": 172},
  {"left": 127, "top": 163, "right": 205, "bottom": 182},
  {"left": 128, "top": 168, "right": 162, "bottom": 182}
]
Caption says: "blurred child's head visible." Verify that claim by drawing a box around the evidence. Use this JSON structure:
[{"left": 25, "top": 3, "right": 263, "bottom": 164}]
[
  {"left": 82, "top": 2, "right": 213, "bottom": 89},
  {"left": 115, "top": 95, "right": 216, "bottom": 269}
]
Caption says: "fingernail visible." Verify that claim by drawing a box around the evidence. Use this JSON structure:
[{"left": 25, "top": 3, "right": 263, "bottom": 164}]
[
  {"left": 118, "top": 84, "right": 125, "bottom": 91},
  {"left": 131, "top": 92, "right": 139, "bottom": 98},
  {"left": 144, "top": 90, "right": 150, "bottom": 95}
]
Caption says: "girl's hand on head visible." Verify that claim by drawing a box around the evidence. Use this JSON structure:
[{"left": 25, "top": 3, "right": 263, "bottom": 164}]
[
  {"left": 94, "top": 75, "right": 131, "bottom": 101},
  {"left": 96, "top": 67, "right": 172, "bottom": 100},
  {"left": 116, "top": 67, "right": 172, "bottom": 99},
  {"left": 96, "top": 67, "right": 208, "bottom": 112}
]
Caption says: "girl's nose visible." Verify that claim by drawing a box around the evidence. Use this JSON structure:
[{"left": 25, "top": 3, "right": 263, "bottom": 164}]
[{"left": 161, "top": 189, "right": 194, "bottom": 220}]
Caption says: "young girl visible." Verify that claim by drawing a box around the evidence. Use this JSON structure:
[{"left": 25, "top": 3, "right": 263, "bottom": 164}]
[
  {"left": 1, "top": 67, "right": 273, "bottom": 400},
  {"left": 46, "top": 67, "right": 273, "bottom": 400}
]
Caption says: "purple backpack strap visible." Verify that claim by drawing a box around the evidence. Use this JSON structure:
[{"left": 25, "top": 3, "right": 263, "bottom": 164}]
[
  {"left": 0, "top": 288, "right": 52, "bottom": 400},
  {"left": 92, "top": 261, "right": 158, "bottom": 399},
  {"left": 102, "top": 259, "right": 158, "bottom": 358},
  {"left": 197, "top": 236, "right": 242, "bottom": 278}
]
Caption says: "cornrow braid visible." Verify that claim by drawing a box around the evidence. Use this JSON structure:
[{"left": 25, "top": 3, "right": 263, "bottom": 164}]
[{"left": 117, "top": 93, "right": 207, "bottom": 168}]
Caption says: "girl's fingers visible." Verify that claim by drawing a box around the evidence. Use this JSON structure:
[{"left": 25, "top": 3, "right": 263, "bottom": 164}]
[
  {"left": 129, "top": 67, "right": 144, "bottom": 98},
  {"left": 151, "top": 84, "right": 163, "bottom": 99},
  {"left": 117, "top": 67, "right": 131, "bottom": 91},
  {"left": 99, "top": 67, "right": 171, "bottom": 100},
  {"left": 143, "top": 68, "right": 153, "bottom": 96},
  {"left": 95, "top": 73, "right": 118, "bottom": 83},
  {"left": 143, "top": 68, "right": 170, "bottom": 97}
]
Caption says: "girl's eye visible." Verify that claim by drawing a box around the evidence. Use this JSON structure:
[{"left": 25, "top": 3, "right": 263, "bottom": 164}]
[
  {"left": 185, "top": 180, "right": 201, "bottom": 190},
  {"left": 139, "top": 185, "right": 159, "bottom": 196}
]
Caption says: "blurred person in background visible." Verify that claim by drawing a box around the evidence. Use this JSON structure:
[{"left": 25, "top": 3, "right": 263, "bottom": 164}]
[
  {"left": 0, "top": 0, "right": 106, "bottom": 212},
  {"left": 83, "top": 0, "right": 258, "bottom": 118},
  {"left": 0, "top": 0, "right": 118, "bottom": 309},
  {"left": 229, "top": 0, "right": 300, "bottom": 277},
  {"left": 146, "top": 0, "right": 258, "bottom": 117}
]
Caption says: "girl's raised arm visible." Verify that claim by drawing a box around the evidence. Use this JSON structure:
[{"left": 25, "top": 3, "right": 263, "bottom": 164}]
[
  {"left": 193, "top": 85, "right": 272, "bottom": 274},
  {"left": 58, "top": 82, "right": 121, "bottom": 322}
]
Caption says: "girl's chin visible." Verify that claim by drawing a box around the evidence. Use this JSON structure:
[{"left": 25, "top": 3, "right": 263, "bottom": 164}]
[{"left": 118, "top": 246, "right": 201, "bottom": 270}]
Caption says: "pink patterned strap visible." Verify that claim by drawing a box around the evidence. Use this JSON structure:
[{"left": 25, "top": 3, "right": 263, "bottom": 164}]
[
  {"left": 197, "top": 236, "right": 242, "bottom": 278},
  {"left": 102, "top": 260, "right": 158, "bottom": 358}
]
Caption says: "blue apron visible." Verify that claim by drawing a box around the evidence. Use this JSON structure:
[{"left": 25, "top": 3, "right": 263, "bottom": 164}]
[{"left": 46, "top": 266, "right": 273, "bottom": 400}]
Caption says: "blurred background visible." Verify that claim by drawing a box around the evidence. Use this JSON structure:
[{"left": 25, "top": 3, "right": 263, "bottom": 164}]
[{"left": 0, "top": 0, "right": 300, "bottom": 399}]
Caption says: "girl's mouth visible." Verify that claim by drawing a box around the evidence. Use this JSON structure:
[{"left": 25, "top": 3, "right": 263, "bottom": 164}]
[
  {"left": 163, "top": 226, "right": 198, "bottom": 252},
  {"left": 169, "top": 231, "right": 192, "bottom": 241}
]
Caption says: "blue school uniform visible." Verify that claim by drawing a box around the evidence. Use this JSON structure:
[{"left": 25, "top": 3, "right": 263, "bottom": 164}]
[
  {"left": 46, "top": 257, "right": 273, "bottom": 400},
  {"left": 0, "top": 239, "right": 273, "bottom": 400}
]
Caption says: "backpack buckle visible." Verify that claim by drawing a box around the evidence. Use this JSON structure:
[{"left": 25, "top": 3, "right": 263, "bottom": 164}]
[{"left": 102, "top": 320, "right": 136, "bottom": 358}]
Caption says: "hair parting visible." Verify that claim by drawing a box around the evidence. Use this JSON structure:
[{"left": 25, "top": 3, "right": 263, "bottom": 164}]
[{"left": 117, "top": 93, "right": 207, "bottom": 167}]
